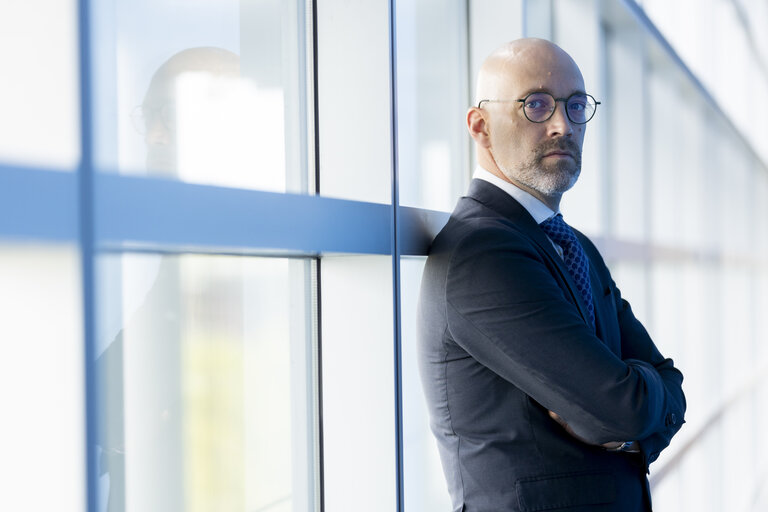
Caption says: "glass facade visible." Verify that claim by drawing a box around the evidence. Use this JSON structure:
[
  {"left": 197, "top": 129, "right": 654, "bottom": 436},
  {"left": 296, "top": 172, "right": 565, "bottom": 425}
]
[
  {"left": 1, "top": 1, "right": 767, "bottom": 511},
  {"left": 94, "top": 254, "right": 312, "bottom": 511},
  {"left": 92, "top": 0, "right": 308, "bottom": 193},
  {"left": 0, "top": 1, "right": 80, "bottom": 169},
  {"left": 0, "top": 245, "right": 85, "bottom": 510}
]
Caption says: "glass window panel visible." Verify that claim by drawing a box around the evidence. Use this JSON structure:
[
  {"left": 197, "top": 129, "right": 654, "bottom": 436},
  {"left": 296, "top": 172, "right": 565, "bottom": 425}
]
[
  {"left": 554, "top": 0, "right": 604, "bottom": 235},
  {"left": 678, "top": 262, "right": 720, "bottom": 428},
  {"left": 525, "top": 0, "right": 553, "bottom": 39},
  {"left": 720, "top": 266, "right": 752, "bottom": 391},
  {"left": 320, "top": 256, "right": 396, "bottom": 511},
  {"left": 466, "top": 0, "right": 524, "bottom": 197},
  {"left": 757, "top": 379, "right": 768, "bottom": 509},
  {"left": 648, "top": 69, "right": 683, "bottom": 247},
  {"left": 606, "top": 27, "right": 646, "bottom": 242},
  {"left": 699, "top": 112, "right": 725, "bottom": 251},
  {"left": 649, "top": 261, "right": 684, "bottom": 365},
  {"left": 95, "top": 253, "right": 314, "bottom": 511},
  {"left": 93, "top": 0, "right": 308, "bottom": 193},
  {"left": 758, "top": 267, "right": 768, "bottom": 364},
  {"left": 722, "top": 400, "right": 755, "bottom": 511},
  {"left": 0, "top": 245, "right": 84, "bottom": 511},
  {"left": 0, "top": 1, "right": 79, "bottom": 169},
  {"left": 681, "top": 433, "right": 721, "bottom": 512},
  {"left": 609, "top": 260, "right": 650, "bottom": 334},
  {"left": 396, "top": 0, "right": 470, "bottom": 212},
  {"left": 401, "top": 257, "right": 452, "bottom": 511},
  {"left": 468, "top": 0, "right": 523, "bottom": 104},
  {"left": 677, "top": 99, "right": 706, "bottom": 250},
  {"left": 651, "top": 466, "right": 684, "bottom": 512},
  {"left": 317, "top": 1, "right": 392, "bottom": 204},
  {"left": 753, "top": 169, "right": 768, "bottom": 260},
  {"left": 720, "top": 135, "right": 751, "bottom": 253}
]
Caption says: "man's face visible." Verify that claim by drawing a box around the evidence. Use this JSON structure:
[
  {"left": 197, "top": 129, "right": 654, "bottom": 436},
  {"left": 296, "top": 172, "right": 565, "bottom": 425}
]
[
  {"left": 484, "top": 49, "right": 586, "bottom": 198},
  {"left": 142, "top": 83, "right": 178, "bottom": 176}
]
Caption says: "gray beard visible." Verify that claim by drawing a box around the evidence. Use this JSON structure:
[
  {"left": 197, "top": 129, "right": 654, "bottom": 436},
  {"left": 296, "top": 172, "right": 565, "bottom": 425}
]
[{"left": 502, "top": 155, "right": 581, "bottom": 197}]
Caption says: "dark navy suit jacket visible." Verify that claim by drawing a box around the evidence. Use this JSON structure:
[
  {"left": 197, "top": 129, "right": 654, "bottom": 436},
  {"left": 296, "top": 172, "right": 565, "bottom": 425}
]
[{"left": 418, "top": 179, "right": 685, "bottom": 511}]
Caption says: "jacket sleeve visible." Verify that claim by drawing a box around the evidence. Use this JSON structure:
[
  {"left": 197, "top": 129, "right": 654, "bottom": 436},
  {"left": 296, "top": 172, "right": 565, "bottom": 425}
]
[
  {"left": 444, "top": 225, "right": 686, "bottom": 451},
  {"left": 613, "top": 284, "right": 685, "bottom": 468},
  {"left": 581, "top": 232, "right": 686, "bottom": 467}
]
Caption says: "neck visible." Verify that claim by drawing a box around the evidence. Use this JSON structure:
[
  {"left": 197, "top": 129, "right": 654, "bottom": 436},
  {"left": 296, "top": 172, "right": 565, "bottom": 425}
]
[
  {"left": 513, "top": 180, "right": 561, "bottom": 211},
  {"left": 479, "top": 155, "right": 562, "bottom": 211}
]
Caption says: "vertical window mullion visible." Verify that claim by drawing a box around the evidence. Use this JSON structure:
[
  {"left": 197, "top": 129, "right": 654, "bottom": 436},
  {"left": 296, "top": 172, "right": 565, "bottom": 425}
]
[
  {"left": 388, "top": 0, "right": 404, "bottom": 510},
  {"left": 76, "top": 0, "right": 98, "bottom": 510}
]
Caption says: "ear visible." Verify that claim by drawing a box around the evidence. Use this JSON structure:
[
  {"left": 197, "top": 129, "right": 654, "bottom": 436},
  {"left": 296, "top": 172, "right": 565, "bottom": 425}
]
[{"left": 467, "top": 107, "right": 491, "bottom": 148}]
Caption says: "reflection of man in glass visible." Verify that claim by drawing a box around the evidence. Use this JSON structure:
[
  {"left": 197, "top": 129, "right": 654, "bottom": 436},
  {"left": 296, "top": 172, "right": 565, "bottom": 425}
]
[
  {"left": 132, "top": 47, "right": 240, "bottom": 177},
  {"left": 98, "top": 47, "right": 240, "bottom": 512}
]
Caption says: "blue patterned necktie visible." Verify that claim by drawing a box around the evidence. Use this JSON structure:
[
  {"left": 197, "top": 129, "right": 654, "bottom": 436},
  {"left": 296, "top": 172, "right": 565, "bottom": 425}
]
[{"left": 539, "top": 214, "right": 595, "bottom": 329}]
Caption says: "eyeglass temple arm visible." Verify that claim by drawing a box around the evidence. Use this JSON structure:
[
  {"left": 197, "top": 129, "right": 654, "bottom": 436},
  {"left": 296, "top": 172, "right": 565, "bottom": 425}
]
[
  {"left": 477, "top": 98, "right": 601, "bottom": 108},
  {"left": 476, "top": 99, "right": 526, "bottom": 108}
]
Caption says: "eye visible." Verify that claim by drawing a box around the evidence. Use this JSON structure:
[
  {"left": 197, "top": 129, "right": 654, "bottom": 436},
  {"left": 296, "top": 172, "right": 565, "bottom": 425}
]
[
  {"left": 526, "top": 96, "right": 555, "bottom": 111},
  {"left": 567, "top": 95, "right": 590, "bottom": 112},
  {"left": 568, "top": 100, "right": 587, "bottom": 112}
]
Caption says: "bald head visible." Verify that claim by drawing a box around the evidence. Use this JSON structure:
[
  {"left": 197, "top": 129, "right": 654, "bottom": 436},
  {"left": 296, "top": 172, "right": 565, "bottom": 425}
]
[
  {"left": 475, "top": 38, "right": 583, "bottom": 106},
  {"left": 467, "top": 38, "right": 590, "bottom": 211},
  {"left": 142, "top": 47, "right": 241, "bottom": 176},
  {"left": 145, "top": 47, "right": 240, "bottom": 105}
]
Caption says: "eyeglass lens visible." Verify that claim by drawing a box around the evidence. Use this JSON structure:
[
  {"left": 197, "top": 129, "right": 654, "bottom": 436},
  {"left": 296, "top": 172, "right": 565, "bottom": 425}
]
[{"left": 523, "top": 93, "right": 596, "bottom": 124}]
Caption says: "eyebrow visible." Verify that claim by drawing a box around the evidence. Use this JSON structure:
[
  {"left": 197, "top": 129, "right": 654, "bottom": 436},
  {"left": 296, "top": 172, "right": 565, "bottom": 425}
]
[{"left": 519, "top": 87, "right": 587, "bottom": 98}]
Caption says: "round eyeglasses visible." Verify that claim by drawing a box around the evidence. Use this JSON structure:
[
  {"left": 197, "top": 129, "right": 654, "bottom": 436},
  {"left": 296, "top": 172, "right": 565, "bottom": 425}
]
[
  {"left": 478, "top": 92, "right": 601, "bottom": 124},
  {"left": 130, "top": 103, "right": 177, "bottom": 135}
]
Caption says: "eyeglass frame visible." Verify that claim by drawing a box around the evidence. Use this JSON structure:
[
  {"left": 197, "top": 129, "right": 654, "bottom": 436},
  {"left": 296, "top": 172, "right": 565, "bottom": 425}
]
[
  {"left": 477, "top": 92, "right": 601, "bottom": 125},
  {"left": 130, "top": 103, "right": 177, "bottom": 135}
]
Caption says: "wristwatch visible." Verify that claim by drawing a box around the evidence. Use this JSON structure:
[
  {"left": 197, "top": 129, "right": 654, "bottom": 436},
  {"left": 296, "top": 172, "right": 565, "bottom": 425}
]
[{"left": 607, "top": 441, "right": 638, "bottom": 453}]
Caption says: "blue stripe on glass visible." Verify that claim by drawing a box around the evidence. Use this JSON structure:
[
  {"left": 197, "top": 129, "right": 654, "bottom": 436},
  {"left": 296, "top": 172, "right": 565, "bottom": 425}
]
[
  {"left": 0, "top": 166, "right": 78, "bottom": 241},
  {"left": 95, "top": 174, "right": 394, "bottom": 255}
]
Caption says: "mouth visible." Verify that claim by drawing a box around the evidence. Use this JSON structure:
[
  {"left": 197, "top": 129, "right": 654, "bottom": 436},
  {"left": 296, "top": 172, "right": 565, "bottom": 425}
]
[{"left": 543, "top": 150, "right": 574, "bottom": 159}]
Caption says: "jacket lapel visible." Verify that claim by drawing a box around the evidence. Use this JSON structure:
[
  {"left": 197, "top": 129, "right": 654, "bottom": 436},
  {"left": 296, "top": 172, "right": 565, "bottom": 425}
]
[{"left": 464, "top": 179, "right": 594, "bottom": 330}]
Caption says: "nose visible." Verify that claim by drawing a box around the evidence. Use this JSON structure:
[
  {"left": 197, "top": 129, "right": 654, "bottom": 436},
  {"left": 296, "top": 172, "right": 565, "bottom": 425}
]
[{"left": 546, "top": 101, "right": 574, "bottom": 138}]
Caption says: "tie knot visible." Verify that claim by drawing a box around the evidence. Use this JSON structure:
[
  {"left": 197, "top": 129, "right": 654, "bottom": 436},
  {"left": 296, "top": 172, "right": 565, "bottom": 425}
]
[{"left": 539, "top": 214, "right": 578, "bottom": 248}]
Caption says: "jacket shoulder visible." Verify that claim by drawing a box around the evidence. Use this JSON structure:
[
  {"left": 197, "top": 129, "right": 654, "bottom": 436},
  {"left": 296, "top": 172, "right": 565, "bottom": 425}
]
[{"left": 429, "top": 196, "right": 533, "bottom": 255}]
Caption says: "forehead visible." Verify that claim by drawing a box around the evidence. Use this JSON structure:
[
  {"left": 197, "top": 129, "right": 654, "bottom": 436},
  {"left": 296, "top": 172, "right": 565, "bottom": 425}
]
[{"left": 500, "top": 46, "right": 585, "bottom": 97}]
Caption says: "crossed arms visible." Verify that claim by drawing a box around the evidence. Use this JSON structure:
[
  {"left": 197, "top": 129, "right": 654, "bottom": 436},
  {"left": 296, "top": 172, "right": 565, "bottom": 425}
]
[{"left": 444, "top": 224, "right": 686, "bottom": 467}]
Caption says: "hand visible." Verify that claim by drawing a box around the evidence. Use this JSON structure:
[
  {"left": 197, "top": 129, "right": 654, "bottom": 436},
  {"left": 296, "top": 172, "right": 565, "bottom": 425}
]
[{"left": 548, "top": 410, "right": 625, "bottom": 450}]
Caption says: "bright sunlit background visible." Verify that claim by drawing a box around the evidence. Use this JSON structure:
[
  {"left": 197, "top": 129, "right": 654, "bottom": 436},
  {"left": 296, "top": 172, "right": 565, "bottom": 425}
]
[{"left": 0, "top": 0, "right": 767, "bottom": 511}]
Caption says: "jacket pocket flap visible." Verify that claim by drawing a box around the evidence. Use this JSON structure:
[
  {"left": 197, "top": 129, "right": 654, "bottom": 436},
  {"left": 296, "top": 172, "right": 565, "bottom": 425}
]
[{"left": 516, "top": 470, "right": 616, "bottom": 511}]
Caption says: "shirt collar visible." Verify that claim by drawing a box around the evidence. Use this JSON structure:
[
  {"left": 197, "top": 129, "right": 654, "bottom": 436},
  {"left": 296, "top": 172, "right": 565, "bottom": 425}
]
[{"left": 473, "top": 166, "right": 557, "bottom": 224}]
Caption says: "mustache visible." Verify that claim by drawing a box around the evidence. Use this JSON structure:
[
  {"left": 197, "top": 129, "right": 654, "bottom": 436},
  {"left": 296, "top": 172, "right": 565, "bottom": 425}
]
[{"left": 535, "top": 138, "right": 581, "bottom": 162}]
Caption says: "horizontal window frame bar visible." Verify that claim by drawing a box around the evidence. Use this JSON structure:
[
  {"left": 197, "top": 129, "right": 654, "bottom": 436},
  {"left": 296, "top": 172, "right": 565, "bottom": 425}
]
[
  {"left": 96, "top": 174, "right": 393, "bottom": 254},
  {"left": 0, "top": 167, "right": 450, "bottom": 255},
  {"left": 4, "top": 167, "right": 767, "bottom": 265},
  {"left": 95, "top": 173, "right": 449, "bottom": 256},
  {"left": 0, "top": 165, "right": 79, "bottom": 241}
]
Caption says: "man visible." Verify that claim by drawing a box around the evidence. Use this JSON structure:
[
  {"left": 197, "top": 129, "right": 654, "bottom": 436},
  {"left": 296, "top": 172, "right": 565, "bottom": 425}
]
[
  {"left": 98, "top": 47, "right": 240, "bottom": 512},
  {"left": 418, "top": 38, "right": 685, "bottom": 511}
]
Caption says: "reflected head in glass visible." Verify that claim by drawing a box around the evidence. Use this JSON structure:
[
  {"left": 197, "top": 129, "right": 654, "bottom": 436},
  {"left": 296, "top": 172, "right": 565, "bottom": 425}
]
[
  {"left": 137, "top": 47, "right": 241, "bottom": 177},
  {"left": 477, "top": 92, "right": 600, "bottom": 124}
]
